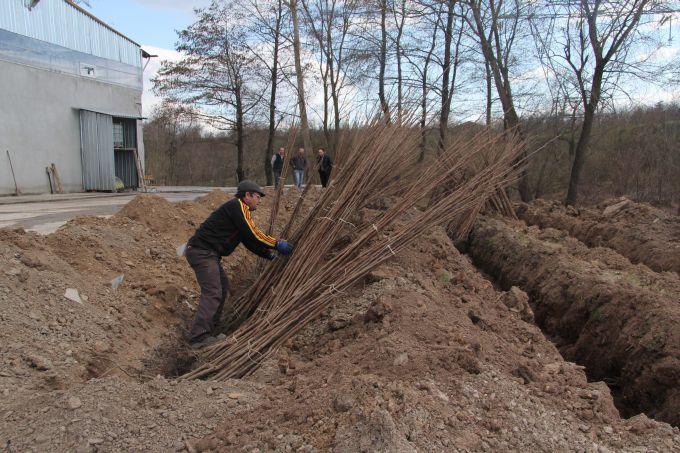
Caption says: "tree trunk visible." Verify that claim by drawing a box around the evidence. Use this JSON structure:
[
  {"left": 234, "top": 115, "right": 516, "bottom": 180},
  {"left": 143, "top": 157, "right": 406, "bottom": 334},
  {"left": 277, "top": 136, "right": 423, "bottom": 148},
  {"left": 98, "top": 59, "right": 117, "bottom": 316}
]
[
  {"left": 438, "top": 0, "right": 455, "bottom": 155},
  {"left": 235, "top": 82, "right": 245, "bottom": 183},
  {"left": 168, "top": 123, "right": 178, "bottom": 185},
  {"left": 419, "top": 9, "right": 438, "bottom": 163},
  {"left": 331, "top": 83, "right": 340, "bottom": 151},
  {"left": 566, "top": 66, "right": 604, "bottom": 205},
  {"left": 290, "top": 0, "right": 313, "bottom": 155},
  {"left": 419, "top": 65, "right": 428, "bottom": 162},
  {"left": 469, "top": 0, "right": 531, "bottom": 201},
  {"left": 395, "top": 0, "right": 405, "bottom": 126},
  {"left": 328, "top": 19, "right": 341, "bottom": 151},
  {"left": 378, "top": 0, "right": 390, "bottom": 121},
  {"left": 321, "top": 52, "right": 331, "bottom": 147},
  {"left": 264, "top": 0, "right": 283, "bottom": 186},
  {"left": 485, "top": 58, "right": 492, "bottom": 127}
]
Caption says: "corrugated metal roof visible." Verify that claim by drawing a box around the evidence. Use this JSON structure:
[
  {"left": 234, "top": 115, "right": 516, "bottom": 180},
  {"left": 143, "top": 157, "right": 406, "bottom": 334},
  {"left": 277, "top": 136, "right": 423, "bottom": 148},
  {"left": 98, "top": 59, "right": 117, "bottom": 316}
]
[{"left": 0, "top": 0, "right": 142, "bottom": 67}]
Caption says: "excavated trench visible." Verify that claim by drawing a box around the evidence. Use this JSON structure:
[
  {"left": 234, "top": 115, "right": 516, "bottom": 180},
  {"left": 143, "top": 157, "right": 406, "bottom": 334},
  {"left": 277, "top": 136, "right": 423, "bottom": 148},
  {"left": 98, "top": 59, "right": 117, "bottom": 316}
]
[
  {"left": 146, "top": 272, "right": 263, "bottom": 380},
  {"left": 459, "top": 216, "right": 680, "bottom": 426},
  {"left": 515, "top": 200, "right": 680, "bottom": 275}
]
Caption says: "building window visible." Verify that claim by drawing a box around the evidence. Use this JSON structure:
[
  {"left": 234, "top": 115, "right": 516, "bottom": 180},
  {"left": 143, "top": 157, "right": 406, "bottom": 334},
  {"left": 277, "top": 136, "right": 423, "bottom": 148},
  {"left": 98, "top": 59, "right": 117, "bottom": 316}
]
[{"left": 113, "top": 122, "right": 124, "bottom": 148}]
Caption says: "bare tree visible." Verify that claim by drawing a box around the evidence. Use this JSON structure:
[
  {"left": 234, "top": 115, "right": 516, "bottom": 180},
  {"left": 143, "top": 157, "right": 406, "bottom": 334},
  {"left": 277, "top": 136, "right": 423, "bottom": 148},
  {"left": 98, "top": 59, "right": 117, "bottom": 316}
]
[
  {"left": 267, "top": 0, "right": 285, "bottom": 186},
  {"left": 437, "top": 0, "right": 464, "bottom": 155},
  {"left": 399, "top": 0, "right": 442, "bottom": 161},
  {"left": 289, "top": 0, "right": 314, "bottom": 153},
  {"left": 463, "top": 0, "right": 532, "bottom": 201},
  {"left": 301, "top": 0, "right": 357, "bottom": 150},
  {"left": 418, "top": 4, "right": 441, "bottom": 161},
  {"left": 242, "top": 0, "right": 289, "bottom": 185},
  {"left": 391, "top": 0, "right": 408, "bottom": 125},
  {"left": 153, "top": 1, "right": 267, "bottom": 182},
  {"left": 533, "top": 0, "right": 662, "bottom": 205},
  {"left": 378, "top": 0, "right": 391, "bottom": 121}
]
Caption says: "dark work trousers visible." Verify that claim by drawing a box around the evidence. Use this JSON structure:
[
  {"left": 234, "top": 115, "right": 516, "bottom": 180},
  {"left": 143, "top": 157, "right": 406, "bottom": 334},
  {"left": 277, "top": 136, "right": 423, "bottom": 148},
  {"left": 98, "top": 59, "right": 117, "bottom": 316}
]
[
  {"left": 273, "top": 169, "right": 282, "bottom": 187},
  {"left": 186, "top": 246, "right": 230, "bottom": 341},
  {"left": 319, "top": 171, "right": 330, "bottom": 188}
]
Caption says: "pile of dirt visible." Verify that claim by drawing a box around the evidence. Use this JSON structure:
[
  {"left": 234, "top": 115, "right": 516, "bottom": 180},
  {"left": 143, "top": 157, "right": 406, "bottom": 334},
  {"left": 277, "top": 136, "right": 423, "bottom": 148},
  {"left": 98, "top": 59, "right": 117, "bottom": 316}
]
[
  {"left": 193, "top": 188, "right": 232, "bottom": 211},
  {"left": 516, "top": 197, "right": 680, "bottom": 274},
  {"left": 189, "top": 227, "right": 679, "bottom": 451},
  {"left": 0, "top": 215, "right": 197, "bottom": 390},
  {"left": 2, "top": 192, "right": 679, "bottom": 451},
  {"left": 114, "top": 194, "right": 200, "bottom": 242},
  {"left": 0, "top": 188, "right": 323, "bottom": 450},
  {"left": 466, "top": 216, "right": 680, "bottom": 425}
]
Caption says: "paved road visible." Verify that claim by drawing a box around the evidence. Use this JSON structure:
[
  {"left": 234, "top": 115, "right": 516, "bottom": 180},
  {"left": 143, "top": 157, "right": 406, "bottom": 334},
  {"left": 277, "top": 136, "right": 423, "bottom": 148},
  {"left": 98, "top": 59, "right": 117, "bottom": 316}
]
[{"left": 0, "top": 190, "right": 227, "bottom": 234}]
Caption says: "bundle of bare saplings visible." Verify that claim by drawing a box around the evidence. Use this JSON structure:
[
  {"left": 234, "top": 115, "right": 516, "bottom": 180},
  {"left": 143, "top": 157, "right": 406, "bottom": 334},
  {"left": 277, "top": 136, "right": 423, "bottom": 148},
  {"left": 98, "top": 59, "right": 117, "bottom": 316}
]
[{"left": 182, "top": 120, "right": 523, "bottom": 381}]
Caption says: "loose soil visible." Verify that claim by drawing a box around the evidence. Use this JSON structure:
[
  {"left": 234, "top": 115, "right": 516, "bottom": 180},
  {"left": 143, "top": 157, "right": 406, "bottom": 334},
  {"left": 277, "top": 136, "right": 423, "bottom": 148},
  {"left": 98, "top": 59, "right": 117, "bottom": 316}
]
[
  {"left": 516, "top": 197, "right": 680, "bottom": 275},
  {"left": 466, "top": 216, "right": 680, "bottom": 426},
  {"left": 1, "top": 192, "right": 678, "bottom": 451}
]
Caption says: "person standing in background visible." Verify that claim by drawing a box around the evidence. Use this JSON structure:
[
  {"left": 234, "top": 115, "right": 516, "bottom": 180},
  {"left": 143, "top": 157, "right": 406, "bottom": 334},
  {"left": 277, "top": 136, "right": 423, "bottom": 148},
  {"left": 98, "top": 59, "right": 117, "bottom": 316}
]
[
  {"left": 291, "top": 147, "right": 307, "bottom": 189},
  {"left": 271, "top": 147, "right": 285, "bottom": 187},
  {"left": 317, "top": 147, "right": 333, "bottom": 188}
]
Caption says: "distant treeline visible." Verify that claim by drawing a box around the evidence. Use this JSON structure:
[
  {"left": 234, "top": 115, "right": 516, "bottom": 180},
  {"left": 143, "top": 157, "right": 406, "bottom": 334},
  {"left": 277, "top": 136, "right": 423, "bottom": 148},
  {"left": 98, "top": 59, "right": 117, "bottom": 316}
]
[
  {"left": 525, "top": 103, "right": 680, "bottom": 208},
  {"left": 144, "top": 103, "right": 680, "bottom": 208}
]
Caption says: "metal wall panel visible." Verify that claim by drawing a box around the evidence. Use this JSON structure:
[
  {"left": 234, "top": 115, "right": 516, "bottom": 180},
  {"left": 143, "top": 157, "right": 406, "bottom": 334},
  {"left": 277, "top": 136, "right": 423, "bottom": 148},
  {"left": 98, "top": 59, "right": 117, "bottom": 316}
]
[
  {"left": 122, "top": 118, "right": 137, "bottom": 149},
  {"left": 0, "top": 0, "right": 142, "bottom": 67},
  {"left": 114, "top": 149, "right": 138, "bottom": 189},
  {"left": 0, "top": 29, "right": 143, "bottom": 90},
  {"left": 136, "top": 120, "right": 145, "bottom": 173},
  {"left": 79, "top": 110, "right": 115, "bottom": 191}
]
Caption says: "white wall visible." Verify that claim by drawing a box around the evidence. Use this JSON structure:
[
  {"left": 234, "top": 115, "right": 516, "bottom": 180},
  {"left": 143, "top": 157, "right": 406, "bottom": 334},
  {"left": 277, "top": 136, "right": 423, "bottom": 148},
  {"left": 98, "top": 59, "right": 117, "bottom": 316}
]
[{"left": 0, "top": 60, "right": 142, "bottom": 195}]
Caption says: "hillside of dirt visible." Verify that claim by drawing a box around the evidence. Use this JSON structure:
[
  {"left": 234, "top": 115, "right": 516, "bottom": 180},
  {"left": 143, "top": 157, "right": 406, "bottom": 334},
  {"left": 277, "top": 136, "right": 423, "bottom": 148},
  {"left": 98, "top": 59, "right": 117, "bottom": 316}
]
[
  {"left": 1, "top": 191, "right": 679, "bottom": 451},
  {"left": 466, "top": 216, "right": 680, "bottom": 426},
  {"left": 516, "top": 197, "right": 680, "bottom": 274}
]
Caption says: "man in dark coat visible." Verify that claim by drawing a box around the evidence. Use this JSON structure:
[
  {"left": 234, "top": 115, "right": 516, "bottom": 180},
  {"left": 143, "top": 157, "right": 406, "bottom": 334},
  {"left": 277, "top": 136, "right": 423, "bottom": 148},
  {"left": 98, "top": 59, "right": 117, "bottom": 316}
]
[
  {"left": 316, "top": 147, "right": 333, "bottom": 188},
  {"left": 271, "top": 147, "right": 285, "bottom": 187},
  {"left": 185, "top": 180, "right": 293, "bottom": 346}
]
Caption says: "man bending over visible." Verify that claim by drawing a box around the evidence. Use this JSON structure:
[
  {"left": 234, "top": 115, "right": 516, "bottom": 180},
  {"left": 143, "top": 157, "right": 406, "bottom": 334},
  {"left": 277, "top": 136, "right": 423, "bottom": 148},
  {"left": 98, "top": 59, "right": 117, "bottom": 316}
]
[{"left": 185, "top": 180, "right": 294, "bottom": 347}]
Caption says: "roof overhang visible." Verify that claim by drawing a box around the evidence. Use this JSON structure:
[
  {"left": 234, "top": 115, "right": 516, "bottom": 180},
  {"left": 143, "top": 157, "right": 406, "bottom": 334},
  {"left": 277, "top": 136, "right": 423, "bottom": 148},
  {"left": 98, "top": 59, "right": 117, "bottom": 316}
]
[
  {"left": 77, "top": 108, "right": 146, "bottom": 120},
  {"left": 63, "top": 0, "right": 142, "bottom": 48}
]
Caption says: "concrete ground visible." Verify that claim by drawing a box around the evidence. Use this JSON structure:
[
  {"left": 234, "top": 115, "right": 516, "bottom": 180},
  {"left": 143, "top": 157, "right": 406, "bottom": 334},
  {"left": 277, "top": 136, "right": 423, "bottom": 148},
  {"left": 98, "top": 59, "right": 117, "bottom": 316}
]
[{"left": 0, "top": 187, "right": 234, "bottom": 234}]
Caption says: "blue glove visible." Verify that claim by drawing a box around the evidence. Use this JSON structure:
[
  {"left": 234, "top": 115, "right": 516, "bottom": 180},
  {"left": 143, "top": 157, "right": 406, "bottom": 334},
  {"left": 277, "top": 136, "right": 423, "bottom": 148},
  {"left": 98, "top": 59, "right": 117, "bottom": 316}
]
[{"left": 276, "top": 239, "right": 294, "bottom": 255}]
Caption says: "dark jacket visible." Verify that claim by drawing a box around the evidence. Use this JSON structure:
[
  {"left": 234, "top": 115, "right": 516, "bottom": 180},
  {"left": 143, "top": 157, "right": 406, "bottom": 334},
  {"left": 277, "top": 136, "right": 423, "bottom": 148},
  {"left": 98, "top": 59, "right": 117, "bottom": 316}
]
[
  {"left": 272, "top": 153, "right": 284, "bottom": 172},
  {"left": 291, "top": 154, "right": 307, "bottom": 171},
  {"left": 317, "top": 154, "right": 333, "bottom": 174},
  {"left": 187, "top": 198, "right": 276, "bottom": 258}
]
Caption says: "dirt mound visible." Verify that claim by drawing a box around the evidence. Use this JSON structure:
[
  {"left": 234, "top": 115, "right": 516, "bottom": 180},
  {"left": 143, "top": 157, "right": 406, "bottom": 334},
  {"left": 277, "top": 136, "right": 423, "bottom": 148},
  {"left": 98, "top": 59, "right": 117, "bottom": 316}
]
[
  {"left": 516, "top": 198, "right": 680, "bottom": 274},
  {"left": 2, "top": 194, "right": 679, "bottom": 451},
  {"left": 189, "top": 227, "right": 679, "bottom": 451},
  {"left": 0, "top": 218, "right": 198, "bottom": 394},
  {"left": 114, "top": 194, "right": 203, "bottom": 242},
  {"left": 0, "top": 189, "right": 294, "bottom": 399},
  {"left": 194, "top": 188, "right": 232, "bottom": 211},
  {"left": 467, "top": 216, "right": 680, "bottom": 426}
]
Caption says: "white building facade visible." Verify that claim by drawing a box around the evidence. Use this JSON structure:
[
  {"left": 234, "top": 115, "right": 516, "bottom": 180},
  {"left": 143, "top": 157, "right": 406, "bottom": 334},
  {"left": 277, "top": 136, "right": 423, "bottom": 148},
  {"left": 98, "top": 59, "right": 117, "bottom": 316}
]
[{"left": 0, "top": 0, "right": 148, "bottom": 194}]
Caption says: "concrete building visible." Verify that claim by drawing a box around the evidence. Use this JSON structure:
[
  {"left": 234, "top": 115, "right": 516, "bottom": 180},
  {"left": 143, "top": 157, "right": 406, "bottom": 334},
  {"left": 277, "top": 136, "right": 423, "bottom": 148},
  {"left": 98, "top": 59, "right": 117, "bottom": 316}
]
[{"left": 0, "top": 0, "right": 149, "bottom": 195}]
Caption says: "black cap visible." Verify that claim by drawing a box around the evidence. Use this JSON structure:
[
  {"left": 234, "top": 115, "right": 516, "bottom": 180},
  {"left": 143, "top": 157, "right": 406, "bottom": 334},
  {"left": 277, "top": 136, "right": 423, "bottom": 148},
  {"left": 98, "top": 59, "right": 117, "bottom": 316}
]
[{"left": 237, "top": 180, "right": 266, "bottom": 196}]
